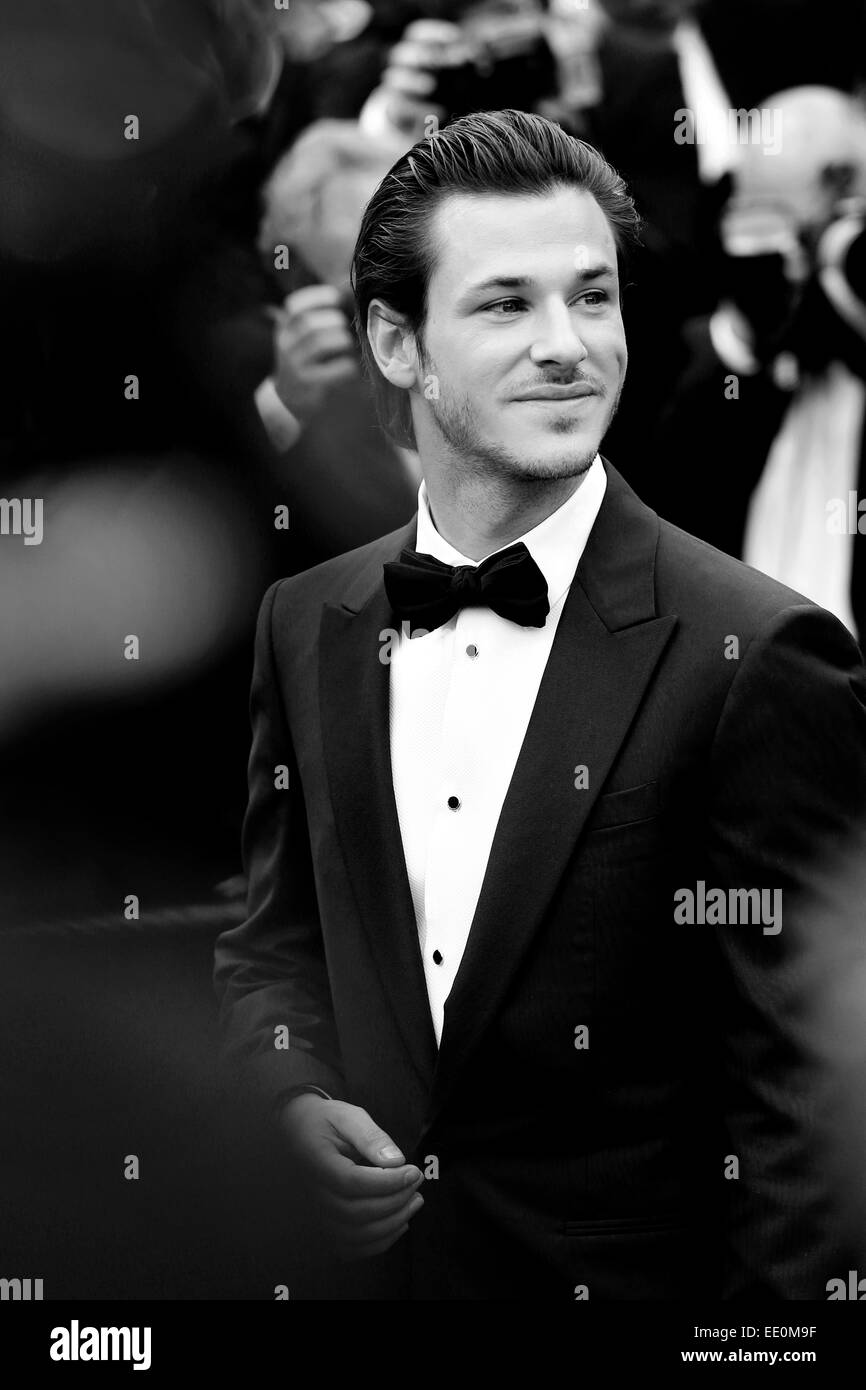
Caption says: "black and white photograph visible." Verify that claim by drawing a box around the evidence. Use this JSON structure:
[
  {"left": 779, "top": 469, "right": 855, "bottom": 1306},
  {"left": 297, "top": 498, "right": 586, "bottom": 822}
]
[{"left": 4, "top": 0, "right": 866, "bottom": 1361}]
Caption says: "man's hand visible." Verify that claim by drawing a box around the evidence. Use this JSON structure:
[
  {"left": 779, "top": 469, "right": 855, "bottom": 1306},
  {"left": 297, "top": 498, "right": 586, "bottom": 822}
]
[
  {"left": 359, "top": 19, "right": 468, "bottom": 141},
  {"left": 279, "top": 1095, "right": 425, "bottom": 1259},
  {"left": 270, "top": 285, "right": 358, "bottom": 424},
  {"left": 382, "top": 19, "right": 469, "bottom": 104}
]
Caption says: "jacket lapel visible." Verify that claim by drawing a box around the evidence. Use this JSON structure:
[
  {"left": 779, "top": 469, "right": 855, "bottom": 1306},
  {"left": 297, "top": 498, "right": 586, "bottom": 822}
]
[
  {"left": 318, "top": 518, "right": 440, "bottom": 1093},
  {"left": 426, "top": 464, "right": 677, "bottom": 1122}
]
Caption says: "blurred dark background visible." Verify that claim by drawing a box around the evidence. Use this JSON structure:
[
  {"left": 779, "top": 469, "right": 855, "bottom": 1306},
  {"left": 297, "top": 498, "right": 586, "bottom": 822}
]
[{"left": 3, "top": 0, "right": 866, "bottom": 1298}]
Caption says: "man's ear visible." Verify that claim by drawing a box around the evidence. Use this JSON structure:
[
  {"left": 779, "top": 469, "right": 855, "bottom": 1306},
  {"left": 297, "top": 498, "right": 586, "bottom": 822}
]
[{"left": 366, "top": 299, "right": 420, "bottom": 389}]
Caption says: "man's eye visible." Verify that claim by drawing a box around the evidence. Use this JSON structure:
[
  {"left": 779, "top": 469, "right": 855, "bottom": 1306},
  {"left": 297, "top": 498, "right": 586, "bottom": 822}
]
[
  {"left": 484, "top": 298, "right": 525, "bottom": 314},
  {"left": 578, "top": 290, "right": 608, "bottom": 307},
  {"left": 482, "top": 292, "right": 609, "bottom": 314}
]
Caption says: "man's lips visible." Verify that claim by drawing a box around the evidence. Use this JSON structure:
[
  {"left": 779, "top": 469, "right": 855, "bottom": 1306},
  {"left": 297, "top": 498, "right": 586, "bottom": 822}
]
[{"left": 511, "top": 384, "right": 598, "bottom": 401}]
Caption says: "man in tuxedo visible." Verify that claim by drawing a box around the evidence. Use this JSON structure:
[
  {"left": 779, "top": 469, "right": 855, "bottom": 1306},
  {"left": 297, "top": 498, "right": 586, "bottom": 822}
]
[{"left": 214, "top": 109, "right": 866, "bottom": 1299}]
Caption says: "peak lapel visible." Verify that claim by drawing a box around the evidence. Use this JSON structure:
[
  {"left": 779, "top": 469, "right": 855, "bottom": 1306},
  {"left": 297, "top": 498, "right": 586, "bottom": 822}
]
[
  {"left": 318, "top": 520, "right": 439, "bottom": 1093},
  {"left": 427, "top": 464, "right": 677, "bottom": 1122}
]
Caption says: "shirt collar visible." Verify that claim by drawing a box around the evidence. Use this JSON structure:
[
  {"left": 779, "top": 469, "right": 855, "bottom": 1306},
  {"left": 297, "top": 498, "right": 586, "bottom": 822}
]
[{"left": 414, "top": 454, "right": 606, "bottom": 609}]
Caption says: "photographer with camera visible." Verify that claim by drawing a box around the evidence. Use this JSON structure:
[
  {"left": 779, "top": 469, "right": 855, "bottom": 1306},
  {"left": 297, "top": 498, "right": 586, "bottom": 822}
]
[
  {"left": 359, "top": 1, "right": 558, "bottom": 143},
  {"left": 652, "top": 86, "right": 866, "bottom": 642}
]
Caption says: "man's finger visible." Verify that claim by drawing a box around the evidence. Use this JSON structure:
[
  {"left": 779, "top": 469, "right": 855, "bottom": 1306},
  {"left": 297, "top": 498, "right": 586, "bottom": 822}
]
[
  {"left": 317, "top": 1152, "right": 421, "bottom": 1200},
  {"left": 324, "top": 1176, "right": 425, "bottom": 1225},
  {"left": 283, "top": 284, "right": 344, "bottom": 315},
  {"left": 296, "top": 326, "right": 356, "bottom": 362},
  {"left": 384, "top": 66, "right": 437, "bottom": 98},
  {"left": 283, "top": 308, "right": 352, "bottom": 343},
  {"left": 387, "top": 40, "right": 444, "bottom": 70},
  {"left": 332, "top": 1195, "right": 424, "bottom": 1250},
  {"left": 402, "top": 19, "right": 465, "bottom": 45},
  {"left": 278, "top": 331, "right": 353, "bottom": 369},
  {"left": 298, "top": 358, "right": 358, "bottom": 387}
]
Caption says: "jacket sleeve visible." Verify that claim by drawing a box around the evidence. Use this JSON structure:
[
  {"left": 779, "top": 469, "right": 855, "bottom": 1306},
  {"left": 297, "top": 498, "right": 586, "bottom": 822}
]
[
  {"left": 705, "top": 602, "right": 866, "bottom": 1297},
  {"left": 213, "top": 578, "right": 346, "bottom": 1111}
]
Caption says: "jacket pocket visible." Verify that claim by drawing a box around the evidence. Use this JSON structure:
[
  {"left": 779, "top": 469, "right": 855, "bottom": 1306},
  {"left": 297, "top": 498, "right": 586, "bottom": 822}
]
[{"left": 584, "top": 779, "right": 659, "bottom": 833}]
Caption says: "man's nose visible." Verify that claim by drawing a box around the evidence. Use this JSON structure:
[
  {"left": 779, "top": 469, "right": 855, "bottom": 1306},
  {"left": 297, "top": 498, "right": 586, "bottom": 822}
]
[{"left": 529, "top": 303, "right": 589, "bottom": 369}]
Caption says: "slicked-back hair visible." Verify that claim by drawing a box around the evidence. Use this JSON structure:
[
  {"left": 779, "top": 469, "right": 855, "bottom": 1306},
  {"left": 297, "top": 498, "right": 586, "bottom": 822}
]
[{"left": 350, "top": 108, "right": 642, "bottom": 450}]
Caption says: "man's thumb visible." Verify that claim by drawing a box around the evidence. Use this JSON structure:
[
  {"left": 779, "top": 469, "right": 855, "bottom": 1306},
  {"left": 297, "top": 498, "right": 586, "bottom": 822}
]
[{"left": 342, "top": 1109, "right": 405, "bottom": 1166}]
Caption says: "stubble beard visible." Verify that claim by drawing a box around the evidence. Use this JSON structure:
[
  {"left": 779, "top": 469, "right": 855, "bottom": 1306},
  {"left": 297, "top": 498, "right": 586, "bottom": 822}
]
[{"left": 421, "top": 357, "right": 623, "bottom": 484}]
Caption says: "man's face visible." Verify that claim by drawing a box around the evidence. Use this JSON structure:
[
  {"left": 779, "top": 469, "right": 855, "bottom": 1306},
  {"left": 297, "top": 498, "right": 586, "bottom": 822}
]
[{"left": 413, "top": 186, "right": 628, "bottom": 480}]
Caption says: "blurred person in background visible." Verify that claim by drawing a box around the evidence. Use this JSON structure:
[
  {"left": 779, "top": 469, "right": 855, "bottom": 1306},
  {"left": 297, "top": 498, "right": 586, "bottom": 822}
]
[
  {"left": 652, "top": 87, "right": 866, "bottom": 642},
  {"left": 359, "top": 0, "right": 558, "bottom": 143},
  {"left": 353, "top": 0, "right": 866, "bottom": 487},
  {"left": 252, "top": 119, "right": 421, "bottom": 559},
  {"left": 582, "top": 0, "right": 866, "bottom": 477},
  {"left": 587, "top": 0, "right": 866, "bottom": 276}
]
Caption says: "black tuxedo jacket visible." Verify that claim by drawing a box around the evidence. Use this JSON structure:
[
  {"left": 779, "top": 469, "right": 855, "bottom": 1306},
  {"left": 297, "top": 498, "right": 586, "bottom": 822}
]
[{"left": 215, "top": 461, "right": 866, "bottom": 1300}]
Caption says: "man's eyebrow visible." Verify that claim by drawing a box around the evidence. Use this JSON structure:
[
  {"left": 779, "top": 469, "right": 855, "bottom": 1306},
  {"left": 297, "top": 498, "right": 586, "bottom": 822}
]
[
  {"left": 575, "top": 263, "right": 617, "bottom": 282},
  {"left": 460, "top": 275, "right": 532, "bottom": 300},
  {"left": 458, "top": 264, "right": 618, "bottom": 304}
]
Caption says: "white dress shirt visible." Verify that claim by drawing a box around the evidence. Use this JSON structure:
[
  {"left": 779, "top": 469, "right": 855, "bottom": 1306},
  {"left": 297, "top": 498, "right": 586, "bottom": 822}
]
[{"left": 389, "top": 455, "right": 607, "bottom": 1045}]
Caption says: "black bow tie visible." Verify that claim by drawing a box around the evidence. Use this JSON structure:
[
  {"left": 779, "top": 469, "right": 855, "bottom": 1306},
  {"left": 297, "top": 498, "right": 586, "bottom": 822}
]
[{"left": 383, "top": 541, "right": 550, "bottom": 633}]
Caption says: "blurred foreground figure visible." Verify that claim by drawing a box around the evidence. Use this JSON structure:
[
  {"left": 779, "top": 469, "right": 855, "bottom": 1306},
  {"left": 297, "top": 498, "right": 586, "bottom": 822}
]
[
  {"left": 0, "top": 0, "right": 285, "bottom": 914},
  {"left": 217, "top": 112, "right": 866, "bottom": 1300},
  {"left": 0, "top": 0, "right": 277, "bottom": 463}
]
